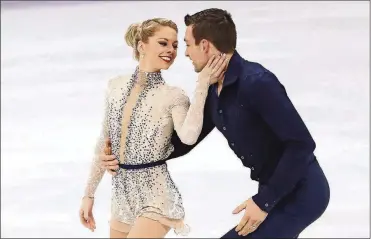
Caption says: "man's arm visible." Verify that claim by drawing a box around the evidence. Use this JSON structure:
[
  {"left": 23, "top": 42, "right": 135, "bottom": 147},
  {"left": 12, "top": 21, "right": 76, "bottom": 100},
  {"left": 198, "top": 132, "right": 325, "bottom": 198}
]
[{"left": 248, "top": 71, "right": 316, "bottom": 213}]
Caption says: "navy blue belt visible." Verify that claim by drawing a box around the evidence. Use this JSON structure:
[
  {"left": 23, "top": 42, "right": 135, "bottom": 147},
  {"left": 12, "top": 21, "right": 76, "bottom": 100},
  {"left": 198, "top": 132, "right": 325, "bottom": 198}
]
[{"left": 119, "top": 159, "right": 167, "bottom": 170}]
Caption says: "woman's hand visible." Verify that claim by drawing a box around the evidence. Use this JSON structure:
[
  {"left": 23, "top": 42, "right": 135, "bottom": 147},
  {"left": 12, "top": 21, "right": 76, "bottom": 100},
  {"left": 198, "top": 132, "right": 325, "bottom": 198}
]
[
  {"left": 198, "top": 53, "right": 228, "bottom": 85},
  {"left": 79, "top": 196, "right": 96, "bottom": 232}
]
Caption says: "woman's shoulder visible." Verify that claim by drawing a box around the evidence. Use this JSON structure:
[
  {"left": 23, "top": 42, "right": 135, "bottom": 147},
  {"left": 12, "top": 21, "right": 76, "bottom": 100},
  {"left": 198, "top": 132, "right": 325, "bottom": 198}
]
[
  {"left": 161, "top": 84, "right": 190, "bottom": 105},
  {"left": 161, "top": 83, "right": 187, "bottom": 96},
  {"left": 102, "top": 75, "right": 132, "bottom": 99},
  {"left": 106, "top": 74, "right": 132, "bottom": 89}
]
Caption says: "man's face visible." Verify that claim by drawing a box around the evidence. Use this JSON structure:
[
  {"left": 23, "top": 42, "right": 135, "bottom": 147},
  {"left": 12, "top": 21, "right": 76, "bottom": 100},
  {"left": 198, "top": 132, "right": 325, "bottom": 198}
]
[{"left": 184, "top": 25, "right": 209, "bottom": 72}]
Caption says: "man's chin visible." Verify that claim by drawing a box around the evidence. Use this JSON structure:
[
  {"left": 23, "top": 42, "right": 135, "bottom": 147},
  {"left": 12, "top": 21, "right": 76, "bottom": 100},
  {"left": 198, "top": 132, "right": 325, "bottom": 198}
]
[{"left": 194, "top": 66, "right": 202, "bottom": 73}]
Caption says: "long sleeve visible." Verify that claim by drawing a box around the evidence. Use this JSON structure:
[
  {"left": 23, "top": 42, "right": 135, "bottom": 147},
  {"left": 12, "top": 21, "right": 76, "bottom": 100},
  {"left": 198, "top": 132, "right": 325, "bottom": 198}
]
[
  {"left": 249, "top": 71, "right": 316, "bottom": 213},
  {"left": 168, "top": 87, "right": 215, "bottom": 159},
  {"left": 170, "top": 79, "right": 210, "bottom": 145},
  {"left": 83, "top": 79, "right": 112, "bottom": 198}
]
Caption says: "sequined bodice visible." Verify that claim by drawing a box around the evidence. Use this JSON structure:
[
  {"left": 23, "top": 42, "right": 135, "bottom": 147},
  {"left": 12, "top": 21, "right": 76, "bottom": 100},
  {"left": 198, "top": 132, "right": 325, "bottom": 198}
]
[{"left": 83, "top": 66, "right": 210, "bottom": 197}]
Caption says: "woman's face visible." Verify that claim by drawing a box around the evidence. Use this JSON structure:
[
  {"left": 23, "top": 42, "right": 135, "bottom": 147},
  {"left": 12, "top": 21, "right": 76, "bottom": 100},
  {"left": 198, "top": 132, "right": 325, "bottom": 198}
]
[{"left": 139, "top": 26, "right": 178, "bottom": 71}]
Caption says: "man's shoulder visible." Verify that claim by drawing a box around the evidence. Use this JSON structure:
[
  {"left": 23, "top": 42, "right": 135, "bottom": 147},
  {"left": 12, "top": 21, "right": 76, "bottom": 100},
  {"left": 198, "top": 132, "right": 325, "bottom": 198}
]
[
  {"left": 242, "top": 60, "right": 269, "bottom": 76},
  {"left": 238, "top": 60, "right": 278, "bottom": 89}
]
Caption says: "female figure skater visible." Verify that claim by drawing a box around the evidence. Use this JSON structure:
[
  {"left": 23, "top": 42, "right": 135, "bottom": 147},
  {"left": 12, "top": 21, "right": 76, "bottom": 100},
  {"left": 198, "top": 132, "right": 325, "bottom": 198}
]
[{"left": 79, "top": 18, "right": 227, "bottom": 238}]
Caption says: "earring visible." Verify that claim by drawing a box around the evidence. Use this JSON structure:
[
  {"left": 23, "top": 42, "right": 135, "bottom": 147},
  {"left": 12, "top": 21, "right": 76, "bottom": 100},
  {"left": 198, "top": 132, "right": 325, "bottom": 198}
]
[{"left": 140, "top": 53, "right": 144, "bottom": 59}]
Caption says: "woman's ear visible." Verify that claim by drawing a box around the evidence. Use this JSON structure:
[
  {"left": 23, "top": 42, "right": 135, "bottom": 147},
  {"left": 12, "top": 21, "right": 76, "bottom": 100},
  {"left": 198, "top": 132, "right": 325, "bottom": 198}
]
[{"left": 137, "top": 40, "right": 145, "bottom": 55}]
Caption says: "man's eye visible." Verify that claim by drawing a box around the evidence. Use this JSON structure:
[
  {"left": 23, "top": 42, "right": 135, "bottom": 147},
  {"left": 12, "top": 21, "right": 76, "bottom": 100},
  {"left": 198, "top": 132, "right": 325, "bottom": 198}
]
[{"left": 159, "top": 42, "right": 167, "bottom": 46}]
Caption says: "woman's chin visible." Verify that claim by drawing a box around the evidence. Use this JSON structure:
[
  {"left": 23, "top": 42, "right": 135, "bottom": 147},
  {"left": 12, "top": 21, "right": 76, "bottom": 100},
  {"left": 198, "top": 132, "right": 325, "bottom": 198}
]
[{"left": 160, "top": 63, "right": 173, "bottom": 70}]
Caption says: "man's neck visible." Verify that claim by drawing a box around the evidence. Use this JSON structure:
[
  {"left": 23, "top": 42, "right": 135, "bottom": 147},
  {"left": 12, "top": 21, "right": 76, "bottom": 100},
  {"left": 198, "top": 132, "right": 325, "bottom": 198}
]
[{"left": 217, "top": 52, "right": 233, "bottom": 86}]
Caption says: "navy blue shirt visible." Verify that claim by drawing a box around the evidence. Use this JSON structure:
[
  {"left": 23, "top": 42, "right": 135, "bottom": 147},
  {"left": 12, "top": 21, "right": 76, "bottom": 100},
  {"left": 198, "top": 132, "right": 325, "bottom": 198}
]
[{"left": 169, "top": 51, "right": 316, "bottom": 213}]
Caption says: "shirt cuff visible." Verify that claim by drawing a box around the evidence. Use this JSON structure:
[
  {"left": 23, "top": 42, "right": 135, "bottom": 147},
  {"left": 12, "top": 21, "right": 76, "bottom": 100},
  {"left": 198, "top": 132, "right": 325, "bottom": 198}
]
[{"left": 251, "top": 186, "right": 279, "bottom": 213}]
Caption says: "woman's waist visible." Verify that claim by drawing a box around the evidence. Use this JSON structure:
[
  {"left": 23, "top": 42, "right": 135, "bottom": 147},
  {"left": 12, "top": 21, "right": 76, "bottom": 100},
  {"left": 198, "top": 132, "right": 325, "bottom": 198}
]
[
  {"left": 115, "top": 151, "right": 172, "bottom": 169},
  {"left": 119, "top": 159, "right": 168, "bottom": 170},
  {"left": 112, "top": 145, "right": 173, "bottom": 162}
]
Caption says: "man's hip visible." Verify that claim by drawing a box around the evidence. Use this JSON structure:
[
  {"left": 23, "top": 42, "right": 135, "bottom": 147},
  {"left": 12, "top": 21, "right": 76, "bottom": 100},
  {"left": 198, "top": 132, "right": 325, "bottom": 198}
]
[{"left": 222, "top": 159, "right": 330, "bottom": 238}]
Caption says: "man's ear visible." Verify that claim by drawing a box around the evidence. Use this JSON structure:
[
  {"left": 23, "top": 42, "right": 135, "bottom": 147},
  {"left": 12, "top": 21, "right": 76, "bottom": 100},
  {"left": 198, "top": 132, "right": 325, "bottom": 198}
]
[{"left": 199, "top": 39, "right": 210, "bottom": 53}]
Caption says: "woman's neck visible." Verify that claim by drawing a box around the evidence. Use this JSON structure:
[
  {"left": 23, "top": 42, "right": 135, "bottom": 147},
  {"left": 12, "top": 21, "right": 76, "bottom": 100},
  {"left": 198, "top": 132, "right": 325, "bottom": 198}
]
[{"left": 138, "top": 60, "right": 160, "bottom": 73}]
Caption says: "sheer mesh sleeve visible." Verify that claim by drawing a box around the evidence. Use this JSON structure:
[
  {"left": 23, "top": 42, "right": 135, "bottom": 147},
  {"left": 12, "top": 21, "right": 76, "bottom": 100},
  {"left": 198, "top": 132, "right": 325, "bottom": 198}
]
[
  {"left": 171, "top": 79, "right": 210, "bottom": 145},
  {"left": 83, "top": 78, "right": 113, "bottom": 198}
]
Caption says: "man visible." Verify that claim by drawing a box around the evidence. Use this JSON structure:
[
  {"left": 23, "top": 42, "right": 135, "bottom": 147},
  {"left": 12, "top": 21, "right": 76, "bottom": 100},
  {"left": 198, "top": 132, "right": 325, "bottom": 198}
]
[{"left": 100, "top": 8, "right": 330, "bottom": 238}]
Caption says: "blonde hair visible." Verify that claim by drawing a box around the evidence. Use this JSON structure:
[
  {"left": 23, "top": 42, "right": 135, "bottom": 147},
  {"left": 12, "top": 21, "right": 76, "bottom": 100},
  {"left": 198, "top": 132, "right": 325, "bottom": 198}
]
[{"left": 125, "top": 18, "right": 178, "bottom": 61}]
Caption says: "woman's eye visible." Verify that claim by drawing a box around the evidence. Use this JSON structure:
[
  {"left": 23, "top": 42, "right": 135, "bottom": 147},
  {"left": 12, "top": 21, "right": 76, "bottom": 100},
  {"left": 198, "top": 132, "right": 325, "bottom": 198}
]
[{"left": 159, "top": 42, "right": 167, "bottom": 46}]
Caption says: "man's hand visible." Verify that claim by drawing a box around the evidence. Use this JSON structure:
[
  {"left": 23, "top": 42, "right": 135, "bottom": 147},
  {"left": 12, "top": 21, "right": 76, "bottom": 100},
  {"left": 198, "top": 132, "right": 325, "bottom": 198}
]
[
  {"left": 100, "top": 138, "right": 119, "bottom": 176},
  {"left": 232, "top": 198, "right": 268, "bottom": 236}
]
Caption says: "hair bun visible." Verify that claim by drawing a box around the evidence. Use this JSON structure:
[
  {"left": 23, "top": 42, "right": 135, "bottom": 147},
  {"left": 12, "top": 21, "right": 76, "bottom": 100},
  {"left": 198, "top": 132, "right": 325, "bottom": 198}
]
[{"left": 125, "top": 22, "right": 141, "bottom": 48}]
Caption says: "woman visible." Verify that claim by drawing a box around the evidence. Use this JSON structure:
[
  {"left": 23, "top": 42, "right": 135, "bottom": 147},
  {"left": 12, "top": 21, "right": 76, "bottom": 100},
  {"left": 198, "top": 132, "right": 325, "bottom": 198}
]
[{"left": 79, "top": 18, "right": 227, "bottom": 238}]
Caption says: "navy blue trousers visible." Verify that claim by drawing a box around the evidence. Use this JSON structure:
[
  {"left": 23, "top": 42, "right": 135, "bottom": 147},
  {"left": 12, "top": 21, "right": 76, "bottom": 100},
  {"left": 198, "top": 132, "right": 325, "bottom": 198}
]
[{"left": 222, "top": 159, "right": 330, "bottom": 238}]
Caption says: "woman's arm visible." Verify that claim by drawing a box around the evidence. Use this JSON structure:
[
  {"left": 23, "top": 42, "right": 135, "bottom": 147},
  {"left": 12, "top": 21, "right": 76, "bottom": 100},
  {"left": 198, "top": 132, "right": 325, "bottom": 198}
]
[
  {"left": 170, "top": 78, "right": 210, "bottom": 145},
  {"left": 170, "top": 54, "right": 227, "bottom": 145},
  {"left": 83, "top": 78, "right": 113, "bottom": 198}
]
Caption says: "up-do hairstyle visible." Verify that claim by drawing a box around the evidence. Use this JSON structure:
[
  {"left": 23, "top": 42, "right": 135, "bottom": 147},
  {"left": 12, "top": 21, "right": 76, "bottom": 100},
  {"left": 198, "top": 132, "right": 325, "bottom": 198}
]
[
  {"left": 125, "top": 18, "right": 178, "bottom": 61},
  {"left": 184, "top": 8, "right": 237, "bottom": 53}
]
